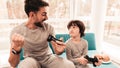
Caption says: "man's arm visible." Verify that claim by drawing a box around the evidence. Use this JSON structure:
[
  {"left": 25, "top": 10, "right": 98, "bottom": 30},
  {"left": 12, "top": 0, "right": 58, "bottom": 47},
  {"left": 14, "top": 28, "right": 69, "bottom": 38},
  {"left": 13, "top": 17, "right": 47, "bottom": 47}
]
[
  {"left": 8, "top": 47, "right": 21, "bottom": 67},
  {"left": 51, "top": 41, "right": 65, "bottom": 55},
  {"left": 8, "top": 33, "right": 24, "bottom": 67}
]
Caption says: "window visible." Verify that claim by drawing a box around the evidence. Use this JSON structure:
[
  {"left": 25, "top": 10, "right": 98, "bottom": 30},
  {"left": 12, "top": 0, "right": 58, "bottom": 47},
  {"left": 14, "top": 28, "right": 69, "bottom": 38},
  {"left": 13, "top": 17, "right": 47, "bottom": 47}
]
[
  {"left": 45, "top": 0, "right": 71, "bottom": 34},
  {"left": 0, "top": 0, "right": 27, "bottom": 19},
  {"left": 106, "top": 0, "right": 120, "bottom": 16},
  {"left": 74, "top": 0, "right": 92, "bottom": 32},
  {"left": 1, "top": 0, "right": 119, "bottom": 50},
  {"left": 104, "top": 0, "right": 120, "bottom": 46},
  {"left": 104, "top": 21, "right": 120, "bottom": 46},
  {"left": 47, "top": 0, "right": 70, "bottom": 18},
  {"left": 74, "top": 0, "right": 92, "bottom": 16},
  {"left": 0, "top": 0, "right": 26, "bottom": 50}
]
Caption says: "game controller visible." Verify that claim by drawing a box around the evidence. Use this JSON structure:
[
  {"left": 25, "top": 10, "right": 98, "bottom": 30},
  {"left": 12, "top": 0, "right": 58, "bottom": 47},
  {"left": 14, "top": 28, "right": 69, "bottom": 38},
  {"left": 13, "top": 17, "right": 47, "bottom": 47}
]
[
  {"left": 47, "top": 35, "right": 62, "bottom": 42},
  {"left": 84, "top": 55, "right": 98, "bottom": 67}
]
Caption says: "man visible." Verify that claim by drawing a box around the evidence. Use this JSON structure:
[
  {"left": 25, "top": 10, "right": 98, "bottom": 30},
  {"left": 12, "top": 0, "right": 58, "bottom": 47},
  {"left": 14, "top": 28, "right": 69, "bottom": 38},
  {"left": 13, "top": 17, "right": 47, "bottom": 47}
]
[{"left": 8, "top": 0, "right": 75, "bottom": 68}]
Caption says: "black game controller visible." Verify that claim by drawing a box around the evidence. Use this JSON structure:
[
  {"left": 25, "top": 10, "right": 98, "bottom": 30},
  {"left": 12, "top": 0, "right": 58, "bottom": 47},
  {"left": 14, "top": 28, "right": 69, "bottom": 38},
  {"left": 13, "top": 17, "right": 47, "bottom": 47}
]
[
  {"left": 84, "top": 55, "right": 98, "bottom": 67},
  {"left": 47, "top": 35, "right": 62, "bottom": 42}
]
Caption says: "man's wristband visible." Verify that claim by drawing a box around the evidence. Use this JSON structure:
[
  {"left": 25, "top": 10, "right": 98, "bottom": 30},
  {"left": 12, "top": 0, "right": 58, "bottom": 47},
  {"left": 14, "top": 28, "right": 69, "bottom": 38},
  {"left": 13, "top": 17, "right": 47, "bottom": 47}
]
[{"left": 12, "top": 48, "right": 22, "bottom": 55}]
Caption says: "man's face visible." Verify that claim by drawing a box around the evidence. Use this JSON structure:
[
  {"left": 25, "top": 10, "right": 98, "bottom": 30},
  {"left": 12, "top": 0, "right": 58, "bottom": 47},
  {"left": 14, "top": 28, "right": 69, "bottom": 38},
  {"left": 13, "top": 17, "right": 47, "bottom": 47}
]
[{"left": 34, "top": 7, "right": 48, "bottom": 26}]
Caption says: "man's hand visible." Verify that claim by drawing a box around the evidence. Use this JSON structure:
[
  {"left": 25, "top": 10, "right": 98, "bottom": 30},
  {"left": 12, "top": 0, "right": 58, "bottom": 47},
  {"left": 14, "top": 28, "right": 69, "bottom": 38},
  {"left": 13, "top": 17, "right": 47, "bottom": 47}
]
[
  {"left": 11, "top": 33, "right": 24, "bottom": 51},
  {"left": 56, "top": 41, "right": 66, "bottom": 51},
  {"left": 51, "top": 40, "right": 66, "bottom": 55},
  {"left": 55, "top": 37, "right": 65, "bottom": 52}
]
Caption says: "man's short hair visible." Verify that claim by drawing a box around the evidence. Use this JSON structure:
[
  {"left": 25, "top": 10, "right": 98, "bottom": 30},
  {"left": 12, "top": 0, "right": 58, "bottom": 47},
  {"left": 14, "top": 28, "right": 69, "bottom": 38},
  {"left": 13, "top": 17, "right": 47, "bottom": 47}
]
[{"left": 24, "top": 0, "right": 49, "bottom": 16}]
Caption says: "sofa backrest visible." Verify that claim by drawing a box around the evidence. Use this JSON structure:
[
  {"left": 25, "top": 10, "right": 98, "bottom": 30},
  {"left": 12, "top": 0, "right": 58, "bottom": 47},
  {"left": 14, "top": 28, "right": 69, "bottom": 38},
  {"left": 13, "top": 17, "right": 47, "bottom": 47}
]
[
  {"left": 20, "top": 33, "right": 96, "bottom": 60},
  {"left": 56, "top": 33, "right": 96, "bottom": 50},
  {"left": 83, "top": 33, "right": 96, "bottom": 50},
  {"left": 49, "top": 33, "right": 96, "bottom": 53},
  {"left": 20, "top": 48, "right": 24, "bottom": 60}
]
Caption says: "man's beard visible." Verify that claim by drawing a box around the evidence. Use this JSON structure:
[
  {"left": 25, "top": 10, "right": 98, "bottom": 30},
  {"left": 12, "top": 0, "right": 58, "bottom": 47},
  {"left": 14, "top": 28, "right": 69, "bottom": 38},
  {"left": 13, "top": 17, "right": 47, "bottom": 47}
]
[
  {"left": 34, "top": 22, "right": 43, "bottom": 27},
  {"left": 34, "top": 19, "right": 46, "bottom": 27}
]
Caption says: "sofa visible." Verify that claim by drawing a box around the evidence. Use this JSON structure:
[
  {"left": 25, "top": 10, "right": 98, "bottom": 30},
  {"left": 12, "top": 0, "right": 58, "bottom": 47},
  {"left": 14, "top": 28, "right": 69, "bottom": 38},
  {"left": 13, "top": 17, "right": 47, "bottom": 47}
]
[
  {"left": 20, "top": 33, "right": 96, "bottom": 60},
  {"left": 50, "top": 33, "right": 118, "bottom": 68},
  {"left": 49, "top": 33, "right": 97, "bottom": 58}
]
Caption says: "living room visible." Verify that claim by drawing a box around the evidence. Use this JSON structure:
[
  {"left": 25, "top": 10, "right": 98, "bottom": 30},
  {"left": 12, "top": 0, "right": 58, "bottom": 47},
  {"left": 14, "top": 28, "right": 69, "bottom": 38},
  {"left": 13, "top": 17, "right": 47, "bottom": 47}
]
[{"left": 0, "top": 0, "right": 120, "bottom": 68}]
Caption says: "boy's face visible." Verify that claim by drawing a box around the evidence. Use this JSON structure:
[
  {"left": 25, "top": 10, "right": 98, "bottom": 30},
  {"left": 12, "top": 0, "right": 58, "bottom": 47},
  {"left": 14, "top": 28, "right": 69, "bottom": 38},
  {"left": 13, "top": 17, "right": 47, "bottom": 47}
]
[{"left": 68, "top": 25, "right": 80, "bottom": 37}]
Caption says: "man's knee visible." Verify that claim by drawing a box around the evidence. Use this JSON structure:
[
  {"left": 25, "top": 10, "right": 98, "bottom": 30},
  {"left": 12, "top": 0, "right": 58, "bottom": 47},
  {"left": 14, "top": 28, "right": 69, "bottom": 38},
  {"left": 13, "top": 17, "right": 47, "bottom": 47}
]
[
  {"left": 18, "top": 57, "right": 41, "bottom": 68},
  {"left": 64, "top": 59, "right": 75, "bottom": 68}
]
